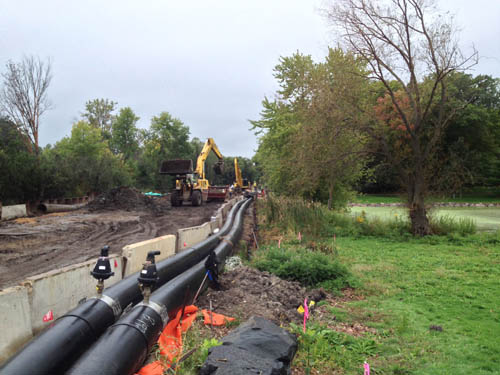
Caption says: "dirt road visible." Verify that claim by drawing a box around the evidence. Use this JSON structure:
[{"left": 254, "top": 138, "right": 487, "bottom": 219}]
[{"left": 0, "top": 196, "right": 221, "bottom": 289}]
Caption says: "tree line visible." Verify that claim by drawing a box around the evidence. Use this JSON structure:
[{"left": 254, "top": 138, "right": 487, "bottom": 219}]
[
  {"left": 0, "top": 90, "right": 257, "bottom": 204},
  {"left": 252, "top": 0, "right": 500, "bottom": 235}
]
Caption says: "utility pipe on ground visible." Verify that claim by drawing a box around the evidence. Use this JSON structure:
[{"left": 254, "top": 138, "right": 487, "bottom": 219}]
[
  {"left": 66, "top": 197, "right": 253, "bottom": 375},
  {"left": 0, "top": 199, "right": 245, "bottom": 375}
]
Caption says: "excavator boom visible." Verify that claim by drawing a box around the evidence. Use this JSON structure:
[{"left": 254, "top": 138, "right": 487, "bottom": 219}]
[
  {"left": 234, "top": 157, "right": 249, "bottom": 190},
  {"left": 195, "top": 138, "right": 224, "bottom": 178}
]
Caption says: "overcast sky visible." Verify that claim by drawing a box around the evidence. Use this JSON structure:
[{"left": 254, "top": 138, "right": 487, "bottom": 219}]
[{"left": 1, "top": 0, "right": 499, "bottom": 158}]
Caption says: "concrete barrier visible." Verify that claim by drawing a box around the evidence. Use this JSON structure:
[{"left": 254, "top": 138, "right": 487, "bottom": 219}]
[
  {"left": 1, "top": 204, "right": 27, "bottom": 221},
  {"left": 25, "top": 254, "right": 123, "bottom": 334},
  {"left": 177, "top": 222, "right": 213, "bottom": 252},
  {"left": 122, "top": 235, "right": 176, "bottom": 276},
  {"left": 0, "top": 286, "right": 32, "bottom": 365}
]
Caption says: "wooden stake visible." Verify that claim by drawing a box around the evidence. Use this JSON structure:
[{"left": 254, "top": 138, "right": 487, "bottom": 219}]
[{"left": 252, "top": 230, "right": 259, "bottom": 249}]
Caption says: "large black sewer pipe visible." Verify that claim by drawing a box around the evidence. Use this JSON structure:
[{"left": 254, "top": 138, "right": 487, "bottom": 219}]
[
  {"left": 66, "top": 197, "right": 253, "bottom": 375},
  {"left": 0, "top": 199, "right": 245, "bottom": 375}
]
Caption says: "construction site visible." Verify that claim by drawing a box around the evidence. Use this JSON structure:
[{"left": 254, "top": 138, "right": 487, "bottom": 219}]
[{"left": 0, "top": 137, "right": 312, "bottom": 375}]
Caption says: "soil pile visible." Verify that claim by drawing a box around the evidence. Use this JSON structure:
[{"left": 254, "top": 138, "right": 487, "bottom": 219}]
[
  {"left": 197, "top": 265, "right": 326, "bottom": 325},
  {"left": 88, "top": 187, "right": 170, "bottom": 215}
]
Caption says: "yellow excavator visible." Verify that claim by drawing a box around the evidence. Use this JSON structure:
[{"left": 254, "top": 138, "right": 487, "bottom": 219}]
[
  {"left": 160, "top": 138, "right": 227, "bottom": 206},
  {"left": 234, "top": 157, "right": 250, "bottom": 192}
]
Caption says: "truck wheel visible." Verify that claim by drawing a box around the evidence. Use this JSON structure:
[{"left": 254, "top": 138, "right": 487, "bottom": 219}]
[{"left": 192, "top": 190, "right": 202, "bottom": 206}]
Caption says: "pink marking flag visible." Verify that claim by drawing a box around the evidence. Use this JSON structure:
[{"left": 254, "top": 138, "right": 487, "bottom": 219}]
[
  {"left": 298, "top": 232, "right": 302, "bottom": 242},
  {"left": 303, "top": 298, "right": 309, "bottom": 333},
  {"left": 364, "top": 362, "right": 370, "bottom": 375},
  {"left": 43, "top": 310, "right": 54, "bottom": 322}
]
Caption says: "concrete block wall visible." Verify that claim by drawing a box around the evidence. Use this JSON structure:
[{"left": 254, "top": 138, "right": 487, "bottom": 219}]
[
  {"left": 122, "top": 235, "right": 176, "bottom": 276},
  {"left": 0, "top": 286, "right": 32, "bottom": 364},
  {"left": 25, "top": 254, "right": 123, "bottom": 334},
  {"left": 177, "top": 222, "right": 213, "bottom": 252},
  {"left": 1, "top": 204, "right": 27, "bottom": 221}
]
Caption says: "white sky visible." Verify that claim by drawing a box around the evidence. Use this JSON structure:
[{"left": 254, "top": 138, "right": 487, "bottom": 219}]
[{"left": 1, "top": 0, "right": 499, "bottom": 158}]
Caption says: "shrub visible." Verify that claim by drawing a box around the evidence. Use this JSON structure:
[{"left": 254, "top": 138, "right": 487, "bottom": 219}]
[{"left": 252, "top": 246, "right": 353, "bottom": 292}]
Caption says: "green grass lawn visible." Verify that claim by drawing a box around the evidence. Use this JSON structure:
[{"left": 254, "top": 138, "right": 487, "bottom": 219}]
[
  {"left": 333, "top": 235, "right": 500, "bottom": 374},
  {"left": 350, "top": 206, "right": 500, "bottom": 232},
  {"left": 255, "top": 196, "right": 500, "bottom": 374}
]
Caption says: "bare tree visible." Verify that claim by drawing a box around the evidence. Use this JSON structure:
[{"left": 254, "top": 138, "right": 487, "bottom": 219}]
[
  {"left": 0, "top": 56, "right": 52, "bottom": 153},
  {"left": 323, "top": 0, "right": 477, "bottom": 235}
]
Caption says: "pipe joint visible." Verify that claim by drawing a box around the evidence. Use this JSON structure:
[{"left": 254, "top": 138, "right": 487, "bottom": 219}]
[
  {"left": 93, "top": 294, "right": 122, "bottom": 319},
  {"left": 137, "top": 300, "right": 168, "bottom": 326}
]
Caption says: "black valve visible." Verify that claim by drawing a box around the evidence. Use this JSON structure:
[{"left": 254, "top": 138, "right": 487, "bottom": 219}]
[
  {"left": 138, "top": 251, "right": 160, "bottom": 287},
  {"left": 91, "top": 246, "right": 115, "bottom": 281}
]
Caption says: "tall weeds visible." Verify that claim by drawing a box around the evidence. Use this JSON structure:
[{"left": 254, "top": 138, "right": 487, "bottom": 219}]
[{"left": 259, "top": 194, "right": 477, "bottom": 237}]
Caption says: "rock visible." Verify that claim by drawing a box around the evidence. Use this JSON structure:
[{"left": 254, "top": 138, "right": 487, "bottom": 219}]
[
  {"left": 200, "top": 316, "right": 297, "bottom": 375},
  {"left": 200, "top": 345, "right": 285, "bottom": 375}
]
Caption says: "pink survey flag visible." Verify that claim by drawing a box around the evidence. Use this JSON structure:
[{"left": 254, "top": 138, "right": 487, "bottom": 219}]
[
  {"left": 364, "top": 362, "right": 370, "bottom": 375},
  {"left": 303, "top": 298, "right": 309, "bottom": 333}
]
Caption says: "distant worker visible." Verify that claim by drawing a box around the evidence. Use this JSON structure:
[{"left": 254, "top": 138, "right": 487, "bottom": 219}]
[{"left": 229, "top": 184, "right": 234, "bottom": 198}]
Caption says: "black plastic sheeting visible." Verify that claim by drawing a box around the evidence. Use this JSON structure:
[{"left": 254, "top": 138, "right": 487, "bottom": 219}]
[
  {"left": 0, "top": 199, "right": 246, "bottom": 375},
  {"left": 66, "top": 197, "right": 253, "bottom": 375}
]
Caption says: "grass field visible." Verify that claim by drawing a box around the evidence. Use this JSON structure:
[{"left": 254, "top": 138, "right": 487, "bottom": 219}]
[
  {"left": 333, "top": 235, "right": 500, "bottom": 374},
  {"left": 350, "top": 206, "right": 500, "bottom": 232},
  {"left": 255, "top": 196, "right": 500, "bottom": 374}
]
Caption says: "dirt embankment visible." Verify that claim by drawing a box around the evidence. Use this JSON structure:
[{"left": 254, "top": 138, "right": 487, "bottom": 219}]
[{"left": 0, "top": 187, "right": 222, "bottom": 290}]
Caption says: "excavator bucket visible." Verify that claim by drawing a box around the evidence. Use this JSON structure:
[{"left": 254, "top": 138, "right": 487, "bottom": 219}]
[
  {"left": 213, "top": 160, "right": 224, "bottom": 175},
  {"left": 159, "top": 159, "right": 193, "bottom": 175}
]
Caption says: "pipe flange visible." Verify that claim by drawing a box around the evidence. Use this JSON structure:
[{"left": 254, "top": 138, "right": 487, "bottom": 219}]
[
  {"left": 137, "top": 300, "right": 168, "bottom": 326},
  {"left": 95, "top": 295, "right": 122, "bottom": 319}
]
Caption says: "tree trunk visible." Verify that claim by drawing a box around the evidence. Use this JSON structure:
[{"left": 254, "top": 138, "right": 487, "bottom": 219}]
[
  {"left": 409, "top": 200, "right": 431, "bottom": 236},
  {"left": 408, "top": 172, "right": 431, "bottom": 236}
]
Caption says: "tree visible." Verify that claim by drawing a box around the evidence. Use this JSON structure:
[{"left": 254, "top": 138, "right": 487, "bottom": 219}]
[
  {"left": 0, "top": 117, "right": 40, "bottom": 203},
  {"left": 43, "top": 121, "right": 131, "bottom": 196},
  {"left": 82, "top": 98, "right": 117, "bottom": 138},
  {"left": 135, "top": 112, "right": 193, "bottom": 190},
  {"left": 110, "top": 107, "right": 139, "bottom": 160},
  {"left": 0, "top": 55, "right": 52, "bottom": 153},
  {"left": 443, "top": 73, "right": 500, "bottom": 187},
  {"left": 252, "top": 49, "right": 369, "bottom": 208},
  {"left": 324, "top": 0, "right": 478, "bottom": 235}
]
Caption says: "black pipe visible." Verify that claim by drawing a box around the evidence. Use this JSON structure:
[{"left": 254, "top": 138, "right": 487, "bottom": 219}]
[
  {"left": 66, "top": 197, "right": 252, "bottom": 375},
  {"left": 0, "top": 199, "right": 245, "bottom": 375}
]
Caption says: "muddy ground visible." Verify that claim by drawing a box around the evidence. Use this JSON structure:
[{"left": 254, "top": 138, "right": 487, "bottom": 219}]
[{"left": 0, "top": 187, "right": 222, "bottom": 289}]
